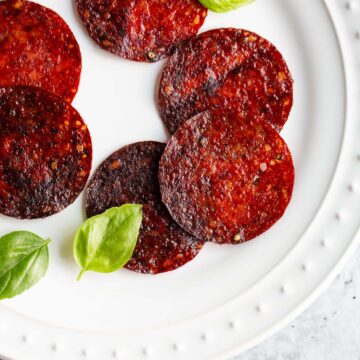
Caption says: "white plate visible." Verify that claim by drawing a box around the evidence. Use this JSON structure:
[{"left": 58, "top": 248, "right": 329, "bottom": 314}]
[{"left": 0, "top": 0, "right": 359, "bottom": 359}]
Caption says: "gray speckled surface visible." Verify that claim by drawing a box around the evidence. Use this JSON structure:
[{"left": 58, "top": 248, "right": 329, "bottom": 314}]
[{"left": 233, "top": 245, "right": 360, "bottom": 360}]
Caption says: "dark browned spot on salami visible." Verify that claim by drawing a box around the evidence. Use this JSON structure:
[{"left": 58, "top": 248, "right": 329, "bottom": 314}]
[
  {"left": 159, "top": 28, "right": 293, "bottom": 133},
  {"left": 159, "top": 111, "right": 295, "bottom": 245},
  {"left": 86, "top": 142, "right": 204, "bottom": 274},
  {"left": 0, "top": 0, "right": 81, "bottom": 102},
  {"left": 76, "top": 0, "right": 207, "bottom": 62},
  {"left": 0, "top": 86, "right": 92, "bottom": 219}
]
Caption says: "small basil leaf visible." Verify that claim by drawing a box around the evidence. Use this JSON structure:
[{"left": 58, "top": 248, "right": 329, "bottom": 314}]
[
  {"left": 199, "top": 0, "right": 254, "bottom": 13},
  {"left": 0, "top": 246, "right": 49, "bottom": 300},
  {"left": 0, "top": 231, "right": 50, "bottom": 300},
  {"left": 0, "top": 231, "right": 50, "bottom": 278},
  {"left": 73, "top": 204, "right": 143, "bottom": 280}
]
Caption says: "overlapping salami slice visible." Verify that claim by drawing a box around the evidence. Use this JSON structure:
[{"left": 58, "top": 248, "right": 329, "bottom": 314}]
[
  {"left": 86, "top": 142, "right": 204, "bottom": 274},
  {"left": 159, "top": 28, "right": 293, "bottom": 133},
  {"left": 159, "top": 111, "right": 295, "bottom": 245},
  {"left": 76, "top": 0, "right": 207, "bottom": 62},
  {"left": 0, "top": 86, "right": 92, "bottom": 219},
  {"left": 0, "top": 0, "right": 81, "bottom": 102}
]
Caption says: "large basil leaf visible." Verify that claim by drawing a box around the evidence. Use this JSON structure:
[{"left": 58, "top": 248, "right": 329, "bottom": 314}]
[
  {"left": 73, "top": 205, "right": 143, "bottom": 280},
  {"left": 0, "top": 231, "right": 50, "bottom": 300},
  {"left": 199, "top": 0, "right": 254, "bottom": 13}
]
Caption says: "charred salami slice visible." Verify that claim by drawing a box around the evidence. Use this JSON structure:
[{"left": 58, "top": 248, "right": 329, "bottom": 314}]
[
  {"left": 86, "top": 142, "right": 204, "bottom": 274},
  {"left": 0, "top": 86, "right": 92, "bottom": 219},
  {"left": 0, "top": 0, "right": 81, "bottom": 102},
  {"left": 159, "top": 28, "right": 293, "bottom": 133},
  {"left": 159, "top": 111, "right": 295, "bottom": 245},
  {"left": 76, "top": 0, "right": 207, "bottom": 62}
]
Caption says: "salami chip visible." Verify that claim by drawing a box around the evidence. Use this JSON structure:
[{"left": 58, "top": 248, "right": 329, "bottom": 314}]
[
  {"left": 86, "top": 142, "right": 204, "bottom": 274},
  {"left": 0, "top": 86, "right": 92, "bottom": 219},
  {"left": 159, "top": 28, "right": 293, "bottom": 133},
  {"left": 159, "top": 111, "right": 295, "bottom": 245},
  {"left": 76, "top": 0, "right": 207, "bottom": 62},
  {"left": 0, "top": 0, "right": 81, "bottom": 102}
]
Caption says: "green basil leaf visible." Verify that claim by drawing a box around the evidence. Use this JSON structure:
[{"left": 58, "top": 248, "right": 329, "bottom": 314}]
[
  {"left": 0, "top": 272, "right": 11, "bottom": 295},
  {"left": 199, "top": 0, "right": 254, "bottom": 13},
  {"left": 0, "top": 231, "right": 50, "bottom": 300},
  {"left": 73, "top": 204, "right": 143, "bottom": 280}
]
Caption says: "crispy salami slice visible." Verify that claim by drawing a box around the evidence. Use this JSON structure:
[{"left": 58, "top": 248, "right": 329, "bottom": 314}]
[
  {"left": 0, "top": 0, "right": 81, "bottom": 102},
  {"left": 159, "top": 111, "right": 295, "bottom": 245},
  {"left": 0, "top": 86, "right": 92, "bottom": 219},
  {"left": 76, "top": 0, "right": 207, "bottom": 62},
  {"left": 86, "top": 142, "right": 204, "bottom": 274},
  {"left": 159, "top": 28, "right": 293, "bottom": 133}
]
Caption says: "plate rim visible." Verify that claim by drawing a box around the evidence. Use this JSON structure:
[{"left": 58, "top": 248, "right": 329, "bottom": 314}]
[
  {"left": 216, "top": 0, "right": 360, "bottom": 357},
  {"left": 1, "top": 0, "right": 359, "bottom": 359}
]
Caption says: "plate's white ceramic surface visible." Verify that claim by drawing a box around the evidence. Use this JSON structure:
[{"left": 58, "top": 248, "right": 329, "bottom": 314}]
[{"left": 0, "top": 0, "right": 359, "bottom": 359}]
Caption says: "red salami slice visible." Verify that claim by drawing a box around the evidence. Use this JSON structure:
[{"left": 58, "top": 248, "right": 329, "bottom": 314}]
[
  {"left": 159, "top": 28, "right": 293, "bottom": 133},
  {"left": 159, "top": 111, "right": 295, "bottom": 245},
  {"left": 0, "top": 0, "right": 81, "bottom": 102},
  {"left": 76, "top": 0, "right": 207, "bottom": 62},
  {"left": 86, "top": 142, "right": 204, "bottom": 274},
  {"left": 0, "top": 86, "right": 92, "bottom": 219}
]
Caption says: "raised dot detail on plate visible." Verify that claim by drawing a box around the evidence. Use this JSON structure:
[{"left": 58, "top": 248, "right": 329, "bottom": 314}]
[
  {"left": 320, "top": 239, "right": 327, "bottom": 248},
  {"left": 302, "top": 263, "right": 309, "bottom": 272},
  {"left": 356, "top": 31, "right": 360, "bottom": 39},
  {"left": 172, "top": 343, "right": 180, "bottom": 351},
  {"left": 21, "top": 335, "right": 29, "bottom": 343},
  {"left": 346, "top": 0, "right": 358, "bottom": 10},
  {"left": 142, "top": 348, "right": 149, "bottom": 356},
  {"left": 201, "top": 333, "right": 208, "bottom": 342},
  {"left": 229, "top": 320, "right": 240, "bottom": 329},
  {"left": 280, "top": 285, "right": 287, "bottom": 294},
  {"left": 112, "top": 349, "right": 119, "bottom": 358},
  {"left": 335, "top": 212, "right": 343, "bottom": 221},
  {"left": 256, "top": 305, "right": 264, "bottom": 313},
  {"left": 81, "top": 349, "right": 88, "bottom": 357},
  {"left": 349, "top": 183, "right": 359, "bottom": 194}
]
